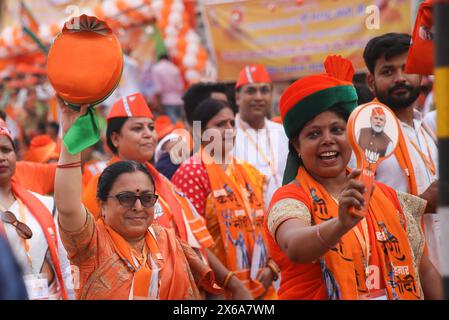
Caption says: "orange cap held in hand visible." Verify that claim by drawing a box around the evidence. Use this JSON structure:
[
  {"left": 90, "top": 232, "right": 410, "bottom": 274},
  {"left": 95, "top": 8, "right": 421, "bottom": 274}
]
[{"left": 47, "top": 15, "right": 123, "bottom": 108}]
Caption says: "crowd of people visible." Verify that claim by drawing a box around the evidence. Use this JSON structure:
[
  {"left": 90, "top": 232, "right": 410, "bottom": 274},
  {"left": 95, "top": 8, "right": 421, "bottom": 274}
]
[{"left": 0, "top": 27, "right": 443, "bottom": 300}]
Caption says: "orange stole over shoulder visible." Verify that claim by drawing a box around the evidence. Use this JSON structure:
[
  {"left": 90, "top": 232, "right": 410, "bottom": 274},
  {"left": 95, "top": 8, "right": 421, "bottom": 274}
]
[
  {"left": 379, "top": 98, "right": 430, "bottom": 256},
  {"left": 10, "top": 180, "right": 68, "bottom": 300},
  {"left": 202, "top": 152, "right": 269, "bottom": 298},
  {"left": 91, "top": 220, "right": 210, "bottom": 299},
  {"left": 97, "top": 219, "right": 161, "bottom": 299},
  {"left": 265, "top": 167, "right": 421, "bottom": 300},
  {"left": 82, "top": 157, "right": 214, "bottom": 253}
]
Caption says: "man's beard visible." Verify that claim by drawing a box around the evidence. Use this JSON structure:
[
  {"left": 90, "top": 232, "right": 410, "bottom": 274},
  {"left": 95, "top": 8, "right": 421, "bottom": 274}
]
[
  {"left": 375, "top": 83, "right": 421, "bottom": 109},
  {"left": 372, "top": 125, "right": 384, "bottom": 133}
]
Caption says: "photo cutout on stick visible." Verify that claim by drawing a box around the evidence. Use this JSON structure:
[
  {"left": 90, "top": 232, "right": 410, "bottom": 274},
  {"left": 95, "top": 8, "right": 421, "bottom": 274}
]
[{"left": 354, "top": 104, "right": 399, "bottom": 164}]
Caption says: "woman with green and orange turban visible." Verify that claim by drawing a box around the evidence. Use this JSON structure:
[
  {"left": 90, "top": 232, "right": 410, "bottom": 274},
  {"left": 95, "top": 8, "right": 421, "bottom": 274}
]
[{"left": 264, "top": 55, "right": 442, "bottom": 300}]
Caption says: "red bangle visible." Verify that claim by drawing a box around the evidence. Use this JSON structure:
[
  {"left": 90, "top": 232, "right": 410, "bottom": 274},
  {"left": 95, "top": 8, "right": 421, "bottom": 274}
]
[
  {"left": 316, "top": 224, "right": 335, "bottom": 250},
  {"left": 266, "top": 260, "right": 279, "bottom": 281},
  {"left": 57, "top": 161, "right": 82, "bottom": 169}
]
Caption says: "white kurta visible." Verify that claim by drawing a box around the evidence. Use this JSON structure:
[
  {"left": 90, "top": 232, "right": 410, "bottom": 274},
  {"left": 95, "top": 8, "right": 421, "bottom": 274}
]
[
  {"left": 2, "top": 192, "right": 74, "bottom": 299},
  {"left": 234, "top": 115, "right": 289, "bottom": 209},
  {"left": 350, "top": 109, "right": 440, "bottom": 270}
]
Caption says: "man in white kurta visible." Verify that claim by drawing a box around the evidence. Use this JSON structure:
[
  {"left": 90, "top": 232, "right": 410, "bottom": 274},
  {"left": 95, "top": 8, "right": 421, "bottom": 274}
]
[
  {"left": 233, "top": 65, "right": 289, "bottom": 209},
  {"left": 362, "top": 33, "right": 440, "bottom": 270},
  {"left": 234, "top": 115, "right": 289, "bottom": 209}
]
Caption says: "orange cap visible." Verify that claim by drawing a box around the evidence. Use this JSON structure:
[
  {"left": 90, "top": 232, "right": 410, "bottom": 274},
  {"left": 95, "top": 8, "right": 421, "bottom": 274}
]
[
  {"left": 24, "top": 135, "right": 59, "bottom": 163},
  {"left": 107, "top": 93, "right": 154, "bottom": 121},
  {"left": 0, "top": 119, "right": 14, "bottom": 145},
  {"left": 235, "top": 64, "right": 271, "bottom": 88},
  {"left": 371, "top": 107, "right": 385, "bottom": 117},
  {"left": 47, "top": 15, "right": 123, "bottom": 107},
  {"left": 154, "top": 115, "right": 175, "bottom": 139}
]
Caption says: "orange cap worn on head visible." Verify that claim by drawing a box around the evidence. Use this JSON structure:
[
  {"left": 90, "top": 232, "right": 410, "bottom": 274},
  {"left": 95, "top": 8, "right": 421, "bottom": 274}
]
[
  {"left": 371, "top": 107, "right": 385, "bottom": 117},
  {"left": 0, "top": 119, "right": 14, "bottom": 145},
  {"left": 107, "top": 92, "right": 154, "bottom": 121},
  {"left": 24, "top": 135, "right": 59, "bottom": 163},
  {"left": 154, "top": 115, "right": 175, "bottom": 140},
  {"left": 47, "top": 15, "right": 123, "bottom": 107},
  {"left": 235, "top": 64, "right": 271, "bottom": 89}
]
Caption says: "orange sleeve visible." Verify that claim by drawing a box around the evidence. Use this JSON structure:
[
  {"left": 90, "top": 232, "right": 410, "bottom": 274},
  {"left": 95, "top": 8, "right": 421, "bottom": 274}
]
[
  {"left": 82, "top": 175, "right": 101, "bottom": 219},
  {"left": 13, "top": 161, "right": 57, "bottom": 195}
]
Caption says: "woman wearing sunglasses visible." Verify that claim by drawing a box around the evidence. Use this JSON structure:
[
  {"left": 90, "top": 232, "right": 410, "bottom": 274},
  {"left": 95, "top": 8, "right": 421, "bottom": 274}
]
[
  {"left": 0, "top": 119, "right": 72, "bottom": 300},
  {"left": 172, "top": 98, "right": 278, "bottom": 299},
  {"left": 55, "top": 102, "right": 224, "bottom": 300},
  {"left": 264, "top": 56, "right": 442, "bottom": 300},
  {"left": 79, "top": 93, "right": 250, "bottom": 299}
]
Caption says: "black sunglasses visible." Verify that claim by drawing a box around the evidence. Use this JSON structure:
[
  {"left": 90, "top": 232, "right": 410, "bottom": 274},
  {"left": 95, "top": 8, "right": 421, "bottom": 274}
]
[
  {"left": 1, "top": 210, "right": 33, "bottom": 239},
  {"left": 109, "top": 192, "right": 159, "bottom": 208}
]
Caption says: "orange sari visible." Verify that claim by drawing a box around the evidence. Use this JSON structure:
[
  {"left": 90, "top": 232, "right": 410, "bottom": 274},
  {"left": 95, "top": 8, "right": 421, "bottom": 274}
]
[{"left": 265, "top": 167, "right": 422, "bottom": 300}]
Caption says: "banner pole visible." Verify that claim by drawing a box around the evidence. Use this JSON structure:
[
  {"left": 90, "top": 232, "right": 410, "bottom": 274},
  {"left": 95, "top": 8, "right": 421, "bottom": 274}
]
[{"left": 434, "top": 0, "right": 449, "bottom": 300}]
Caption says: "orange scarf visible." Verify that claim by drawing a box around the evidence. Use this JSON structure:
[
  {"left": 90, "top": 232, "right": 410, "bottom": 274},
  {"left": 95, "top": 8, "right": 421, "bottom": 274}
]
[
  {"left": 202, "top": 152, "right": 268, "bottom": 298},
  {"left": 297, "top": 167, "right": 421, "bottom": 299},
  {"left": 97, "top": 219, "right": 162, "bottom": 299},
  {"left": 10, "top": 180, "right": 68, "bottom": 300},
  {"left": 394, "top": 128, "right": 419, "bottom": 195}
]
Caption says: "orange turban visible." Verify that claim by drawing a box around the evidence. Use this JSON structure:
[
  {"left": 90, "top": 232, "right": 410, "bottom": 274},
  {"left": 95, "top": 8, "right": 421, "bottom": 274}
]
[
  {"left": 235, "top": 64, "right": 271, "bottom": 88},
  {"left": 280, "top": 55, "right": 358, "bottom": 184},
  {"left": 24, "top": 135, "right": 59, "bottom": 163}
]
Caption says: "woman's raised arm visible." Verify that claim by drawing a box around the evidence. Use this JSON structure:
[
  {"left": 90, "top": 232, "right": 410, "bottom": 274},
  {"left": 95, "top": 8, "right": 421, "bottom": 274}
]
[{"left": 55, "top": 101, "right": 89, "bottom": 232}]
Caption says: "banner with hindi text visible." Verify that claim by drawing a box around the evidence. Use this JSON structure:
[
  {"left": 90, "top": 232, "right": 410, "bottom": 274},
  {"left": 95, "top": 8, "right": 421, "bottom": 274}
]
[{"left": 202, "top": 0, "right": 412, "bottom": 81}]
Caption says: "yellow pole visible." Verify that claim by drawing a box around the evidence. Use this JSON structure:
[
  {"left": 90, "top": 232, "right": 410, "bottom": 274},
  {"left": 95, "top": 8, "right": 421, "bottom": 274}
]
[{"left": 434, "top": 0, "right": 449, "bottom": 299}]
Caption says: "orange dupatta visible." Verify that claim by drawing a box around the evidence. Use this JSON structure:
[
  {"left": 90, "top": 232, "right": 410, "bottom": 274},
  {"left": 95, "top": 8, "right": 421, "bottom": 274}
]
[
  {"left": 97, "top": 219, "right": 162, "bottom": 299},
  {"left": 10, "top": 180, "right": 68, "bottom": 300},
  {"left": 202, "top": 152, "right": 268, "bottom": 298},
  {"left": 297, "top": 167, "right": 421, "bottom": 300}
]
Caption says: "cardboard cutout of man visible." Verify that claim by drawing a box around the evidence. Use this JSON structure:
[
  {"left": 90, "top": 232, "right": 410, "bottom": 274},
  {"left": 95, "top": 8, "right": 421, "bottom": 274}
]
[{"left": 357, "top": 107, "right": 393, "bottom": 160}]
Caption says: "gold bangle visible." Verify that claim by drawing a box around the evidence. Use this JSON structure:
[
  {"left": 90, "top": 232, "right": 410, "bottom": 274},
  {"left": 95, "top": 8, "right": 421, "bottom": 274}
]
[{"left": 222, "top": 271, "right": 235, "bottom": 289}]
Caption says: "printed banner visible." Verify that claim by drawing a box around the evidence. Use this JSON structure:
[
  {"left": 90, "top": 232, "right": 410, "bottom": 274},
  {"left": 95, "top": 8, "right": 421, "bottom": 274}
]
[{"left": 203, "top": 0, "right": 412, "bottom": 81}]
